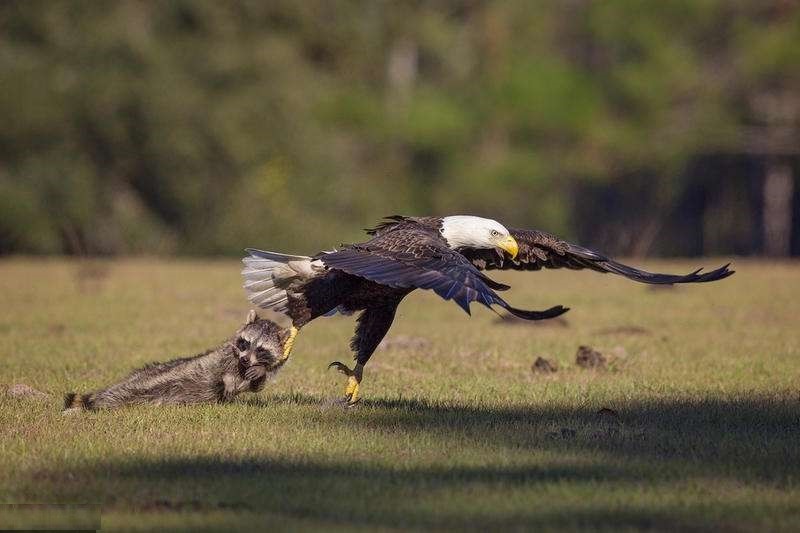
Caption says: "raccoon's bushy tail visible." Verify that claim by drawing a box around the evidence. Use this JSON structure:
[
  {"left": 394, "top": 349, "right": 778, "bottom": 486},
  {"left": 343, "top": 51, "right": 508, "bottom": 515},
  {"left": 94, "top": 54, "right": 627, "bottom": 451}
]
[
  {"left": 63, "top": 392, "right": 95, "bottom": 411},
  {"left": 242, "top": 249, "right": 321, "bottom": 313}
]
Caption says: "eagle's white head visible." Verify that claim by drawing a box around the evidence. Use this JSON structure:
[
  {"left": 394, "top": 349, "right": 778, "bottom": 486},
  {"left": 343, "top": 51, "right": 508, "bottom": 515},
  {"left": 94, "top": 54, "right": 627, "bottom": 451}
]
[{"left": 440, "top": 215, "right": 519, "bottom": 258}]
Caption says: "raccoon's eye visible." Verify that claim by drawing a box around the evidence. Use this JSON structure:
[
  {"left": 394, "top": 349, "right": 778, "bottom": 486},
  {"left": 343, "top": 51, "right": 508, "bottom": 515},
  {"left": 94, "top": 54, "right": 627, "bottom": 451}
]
[{"left": 236, "top": 338, "right": 250, "bottom": 351}]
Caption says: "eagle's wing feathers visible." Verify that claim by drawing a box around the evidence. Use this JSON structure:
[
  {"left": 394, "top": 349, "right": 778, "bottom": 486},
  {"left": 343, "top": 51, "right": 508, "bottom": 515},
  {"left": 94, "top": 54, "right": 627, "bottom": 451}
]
[
  {"left": 461, "top": 228, "right": 735, "bottom": 284},
  {"left": 320, "top": 226, "right": 566, "bottom": 320}
]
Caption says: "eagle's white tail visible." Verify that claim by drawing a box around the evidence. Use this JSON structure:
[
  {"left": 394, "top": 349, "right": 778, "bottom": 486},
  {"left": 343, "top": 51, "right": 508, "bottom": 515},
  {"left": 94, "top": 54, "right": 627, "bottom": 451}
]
[{"left": 242, "top": 249, "right": 321, "bottom": 313}]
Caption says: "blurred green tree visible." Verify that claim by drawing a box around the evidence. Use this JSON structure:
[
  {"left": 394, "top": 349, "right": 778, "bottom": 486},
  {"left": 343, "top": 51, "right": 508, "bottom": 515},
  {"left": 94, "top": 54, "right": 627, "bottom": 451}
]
[{"left": 0, "top": 1, "right": 797, "bottom": 256}]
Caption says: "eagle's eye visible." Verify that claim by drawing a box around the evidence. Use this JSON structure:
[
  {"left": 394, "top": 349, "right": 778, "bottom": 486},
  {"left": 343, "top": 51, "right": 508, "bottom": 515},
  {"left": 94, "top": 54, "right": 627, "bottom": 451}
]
[
  {"left": 236, "top": 338, "right": 250, "bottom": 351},
  {"left": 491, "top": 230, "right": 500, "bottom": 237}
]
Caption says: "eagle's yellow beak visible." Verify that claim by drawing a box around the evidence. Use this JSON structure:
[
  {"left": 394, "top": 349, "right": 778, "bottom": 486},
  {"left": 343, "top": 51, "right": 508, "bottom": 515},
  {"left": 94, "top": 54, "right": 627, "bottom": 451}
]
[{"left": 498, "top": 235, "right": 519, "bottom": 259}]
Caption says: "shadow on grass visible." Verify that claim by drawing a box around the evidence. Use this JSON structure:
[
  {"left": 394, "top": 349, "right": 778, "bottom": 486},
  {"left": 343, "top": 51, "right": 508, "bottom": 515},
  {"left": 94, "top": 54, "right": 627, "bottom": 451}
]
[
  {"left": 248, "top": 391, "right": 800, "bottom": 483},
  {"left": 32, "top": 393, "right": 800, "bottom": 530},
  {"left": 361, "top": 394, "right": 800, "bottom": 483},
  {"left": 44, "top": 457, "right": 765, "bottom": 531}
]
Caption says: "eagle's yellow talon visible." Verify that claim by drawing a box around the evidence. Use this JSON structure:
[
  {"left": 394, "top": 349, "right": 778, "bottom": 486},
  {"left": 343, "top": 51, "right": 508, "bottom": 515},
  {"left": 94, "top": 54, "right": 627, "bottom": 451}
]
[
  {"left": 328, "top": 361, "right": 363, "bottom": 405},
  {"left": 345, "top": 376, "right": 360, "bottom": 404}
]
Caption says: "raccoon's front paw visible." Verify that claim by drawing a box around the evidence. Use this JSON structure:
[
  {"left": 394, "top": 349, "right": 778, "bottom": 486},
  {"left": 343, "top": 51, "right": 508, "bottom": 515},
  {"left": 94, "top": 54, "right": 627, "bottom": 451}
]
[{"left": 244, "top": 364, "right": 267, "bottom": 381}]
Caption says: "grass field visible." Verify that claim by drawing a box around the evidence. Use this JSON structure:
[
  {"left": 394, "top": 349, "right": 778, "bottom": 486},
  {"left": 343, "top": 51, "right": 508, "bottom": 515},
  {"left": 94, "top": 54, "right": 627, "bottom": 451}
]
[{"left": 1, "top": 257, "right": 798, "bottom": 531}]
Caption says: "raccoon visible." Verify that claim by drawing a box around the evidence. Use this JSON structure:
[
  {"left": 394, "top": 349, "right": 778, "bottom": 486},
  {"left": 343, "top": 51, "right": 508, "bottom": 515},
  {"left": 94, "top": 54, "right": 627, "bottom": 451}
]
[{"left": 63, "top": 310, "right": 298, "bottom": 411}]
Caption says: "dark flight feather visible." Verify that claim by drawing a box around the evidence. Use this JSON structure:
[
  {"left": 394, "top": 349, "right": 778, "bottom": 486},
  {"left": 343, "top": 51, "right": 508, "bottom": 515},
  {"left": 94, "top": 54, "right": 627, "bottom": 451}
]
[{"left": 460, "top": 228, "right": 735, "bottom": 284}]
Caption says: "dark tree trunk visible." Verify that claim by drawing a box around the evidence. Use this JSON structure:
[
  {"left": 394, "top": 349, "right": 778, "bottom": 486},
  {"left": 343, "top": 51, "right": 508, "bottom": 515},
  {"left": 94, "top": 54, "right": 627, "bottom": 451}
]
[{"left": 762, "top": 160, "right": 794, "bottom": 257}]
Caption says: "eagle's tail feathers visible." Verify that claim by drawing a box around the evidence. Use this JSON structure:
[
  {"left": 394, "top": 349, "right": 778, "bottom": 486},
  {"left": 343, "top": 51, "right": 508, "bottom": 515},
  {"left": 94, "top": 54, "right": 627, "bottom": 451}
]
[
  {"left": 242, "top": 249, "right": 320, "bottom": 313},
  {"left": 244, "top": 248, "right": 312, "bottom": 262}
]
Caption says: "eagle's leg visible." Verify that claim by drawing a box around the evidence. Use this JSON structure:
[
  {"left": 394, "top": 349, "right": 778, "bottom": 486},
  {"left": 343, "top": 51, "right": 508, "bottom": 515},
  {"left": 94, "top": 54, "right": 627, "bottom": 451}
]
[
  {"left": 328, "top": 303, "right": 399, "bottom": 406},
  {"left": 327, "top": 361, "right": 363, "bottom": 404}
]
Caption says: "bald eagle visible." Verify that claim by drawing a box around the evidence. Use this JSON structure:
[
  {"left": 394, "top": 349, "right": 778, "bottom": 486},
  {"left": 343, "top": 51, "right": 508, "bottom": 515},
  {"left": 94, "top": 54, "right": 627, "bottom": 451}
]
[{"left": 242, "top": 215, "right": 733, "bottom": 404}]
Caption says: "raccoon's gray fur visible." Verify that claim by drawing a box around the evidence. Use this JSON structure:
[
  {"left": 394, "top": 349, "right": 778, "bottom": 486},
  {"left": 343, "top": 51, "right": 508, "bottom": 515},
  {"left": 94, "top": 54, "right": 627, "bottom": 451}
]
[{"left": 63, "top": 311, "right": 297, "bottom": 411}]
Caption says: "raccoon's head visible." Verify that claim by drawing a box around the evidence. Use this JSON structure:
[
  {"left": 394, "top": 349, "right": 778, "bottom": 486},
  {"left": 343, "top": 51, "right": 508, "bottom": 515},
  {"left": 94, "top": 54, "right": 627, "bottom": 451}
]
[{"left": 233, "top": 310, "right": 294, "bottom": 372}]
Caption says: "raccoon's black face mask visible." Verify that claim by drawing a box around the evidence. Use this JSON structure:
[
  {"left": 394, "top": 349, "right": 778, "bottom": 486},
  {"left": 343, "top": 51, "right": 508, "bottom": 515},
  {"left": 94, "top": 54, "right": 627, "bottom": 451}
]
[{"left": 233, "top": 310, "right": 293, "bottom": 373}]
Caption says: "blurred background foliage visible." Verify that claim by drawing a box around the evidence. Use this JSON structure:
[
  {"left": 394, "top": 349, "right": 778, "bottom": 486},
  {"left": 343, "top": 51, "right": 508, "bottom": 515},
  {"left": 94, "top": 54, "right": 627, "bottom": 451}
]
[{"left": 0, "top": 0, "right": 798, "bottom": 257}]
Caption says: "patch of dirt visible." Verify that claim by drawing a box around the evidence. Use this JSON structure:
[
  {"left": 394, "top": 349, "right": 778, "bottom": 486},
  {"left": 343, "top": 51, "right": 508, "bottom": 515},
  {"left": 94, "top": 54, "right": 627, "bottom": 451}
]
[
  {"left": 377, "top": 335, "right": 431, "bottom": 351},
  {"left": 575, "top": 346, "right": 606, "bottom": 369},
  {"left": 494, "top": 315, "right": 570, "bottom": 328},
  {"left": 6, "top": 383, "right": 50, "bottom": 400},
  {"left": 531, "top": 357, "right": 558, "bottom": 374},
  {"left": 593, "top": 325, "right": 651, "bottom": 336}
]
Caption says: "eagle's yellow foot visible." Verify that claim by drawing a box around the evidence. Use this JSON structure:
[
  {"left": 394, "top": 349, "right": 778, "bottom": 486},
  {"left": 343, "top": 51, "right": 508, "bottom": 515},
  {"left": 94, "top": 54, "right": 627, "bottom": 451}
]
[{"left": 327, "top": 361, "right": 363, "bottom": 406}]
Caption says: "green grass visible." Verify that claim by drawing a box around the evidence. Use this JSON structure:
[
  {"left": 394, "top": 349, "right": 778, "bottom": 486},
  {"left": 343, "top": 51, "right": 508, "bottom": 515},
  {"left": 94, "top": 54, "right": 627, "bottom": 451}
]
[{"left": 1, "top": 258, "right": 798, "bottom": 531}]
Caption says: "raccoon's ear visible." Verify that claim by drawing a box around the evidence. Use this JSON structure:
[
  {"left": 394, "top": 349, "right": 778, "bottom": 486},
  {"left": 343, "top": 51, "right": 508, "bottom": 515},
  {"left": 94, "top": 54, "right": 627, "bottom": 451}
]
[{"left": 246, "top": 309, "right": 258, "bottom": 324}]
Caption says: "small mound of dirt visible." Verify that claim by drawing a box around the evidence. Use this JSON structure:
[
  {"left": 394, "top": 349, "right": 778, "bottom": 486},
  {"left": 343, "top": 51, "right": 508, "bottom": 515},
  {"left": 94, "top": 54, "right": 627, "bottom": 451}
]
[
  {"left": 6, "top": 383, "right": 50, "bottom": 400},
  {"left": 575, "top": 346, "right": 606, "bottom": 369},
  {"left": 532, "top": 357, "right": 558, "bottom": 374},
  {"left": 378, "top": 335, "right": 431, "bottom": 351}
]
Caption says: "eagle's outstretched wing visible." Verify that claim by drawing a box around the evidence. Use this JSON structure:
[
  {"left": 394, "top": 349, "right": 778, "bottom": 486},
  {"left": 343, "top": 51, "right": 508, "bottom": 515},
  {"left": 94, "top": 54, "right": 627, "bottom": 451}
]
[
  {"left": 319, "top": 225, "right": 567, "bottom": 320},
  {"left": 460, "top": 228, "right": 734, "bottom": 284}
]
